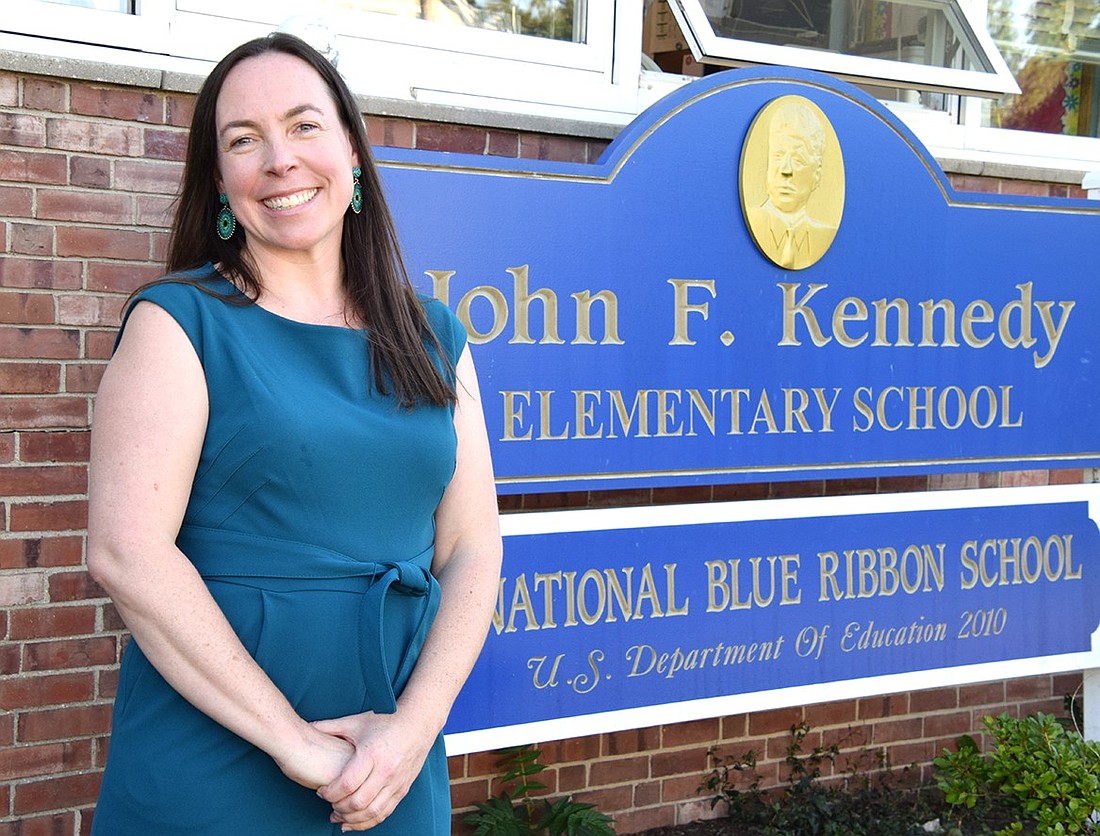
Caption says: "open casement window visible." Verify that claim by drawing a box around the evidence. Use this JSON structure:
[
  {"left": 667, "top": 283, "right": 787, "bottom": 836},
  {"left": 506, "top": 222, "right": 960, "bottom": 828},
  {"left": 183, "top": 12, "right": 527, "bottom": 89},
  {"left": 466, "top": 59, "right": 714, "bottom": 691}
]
[{"left": 665, "top": 0, "right": 1021, "bottom": 97}]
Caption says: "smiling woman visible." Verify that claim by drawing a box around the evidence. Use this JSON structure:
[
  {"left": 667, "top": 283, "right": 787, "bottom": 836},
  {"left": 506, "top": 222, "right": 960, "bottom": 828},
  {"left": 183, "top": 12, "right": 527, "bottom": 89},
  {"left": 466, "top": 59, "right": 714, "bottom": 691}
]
[
  {"left": 86, "top": 31, "right": 503, "bottom": 835},
  {"left": 213, "top": 52, "right": 360, "bottom": 302}
]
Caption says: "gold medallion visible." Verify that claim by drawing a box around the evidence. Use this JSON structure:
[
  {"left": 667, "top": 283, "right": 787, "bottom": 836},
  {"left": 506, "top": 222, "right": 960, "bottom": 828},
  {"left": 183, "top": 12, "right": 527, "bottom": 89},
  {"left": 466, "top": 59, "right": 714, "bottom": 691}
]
[{"left": 740, "top": 95, "right": 845, "bottom": 270}]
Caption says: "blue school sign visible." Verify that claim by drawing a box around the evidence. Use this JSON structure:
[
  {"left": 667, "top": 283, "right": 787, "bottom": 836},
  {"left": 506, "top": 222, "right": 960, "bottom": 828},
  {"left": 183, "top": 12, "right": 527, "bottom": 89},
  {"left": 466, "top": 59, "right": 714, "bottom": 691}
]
[
  {"left": 443, "top": 486, "right": 1100, "bottom": 752},
  {"left": 376, "top": 67, "right": 1100, "bottom": 495}
]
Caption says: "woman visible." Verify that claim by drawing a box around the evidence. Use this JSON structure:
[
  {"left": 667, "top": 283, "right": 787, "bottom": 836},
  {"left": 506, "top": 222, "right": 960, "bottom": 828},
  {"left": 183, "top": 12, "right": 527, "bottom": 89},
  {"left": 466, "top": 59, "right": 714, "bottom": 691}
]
[{"left": 87, "top": 33, "right": 502, "bottom": 834}]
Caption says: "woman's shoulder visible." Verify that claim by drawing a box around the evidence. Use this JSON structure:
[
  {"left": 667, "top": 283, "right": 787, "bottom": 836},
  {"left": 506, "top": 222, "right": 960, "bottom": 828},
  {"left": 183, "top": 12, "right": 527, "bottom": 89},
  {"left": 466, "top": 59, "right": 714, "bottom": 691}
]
[
  {"left": 131, "top": 264, "right": 238, "bottom": 308},
  {"left": 418, "top": 294, "right": 467, "bottom": 362},
  {"left": 118, "top": 264, "right": 240, "bottom": 359}
]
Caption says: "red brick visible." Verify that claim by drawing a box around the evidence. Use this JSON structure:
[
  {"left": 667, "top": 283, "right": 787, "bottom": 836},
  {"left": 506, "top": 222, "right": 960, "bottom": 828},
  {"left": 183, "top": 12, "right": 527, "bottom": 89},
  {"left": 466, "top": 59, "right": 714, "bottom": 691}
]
[
  {"left": 0, "top": 291, "right": 54, "bottom": 325},
  {"left": 36, "top": 189, "right": 132, "bottom": 225},
  {"left": 0, "top": 363, "right": 61, "bottom": 394},
  {"left": 858, "top": 692, "right": 909, "bottom": 719},
  {"left": 57, "top": 294, "right": 125, "bottom": 328},
  {"left": 0, "top": 464, "right": 86, "bottom": 497},
  {"left": 0, "top": 184, "right": 34, "bottom": 217},
  {"left": 0, "top": 395, "right": 88, "bottom": 431},
  {"left": 590, "top": 755, "right": 649, "bottom": 785},
  {"left": 487, "top": 129, "right": 520, "bottom": 158},
  {"left": 56, "top": 226, "right": 151, "bottom": 260},
  {"left": 923, "top": 710, "right": 972, "bottom": 739},
  {"left": 98, "top": 666, "right": 119, "bottom": 699},
  {"left": 151, "top": 231, "right": 170, "bottom": 262},
  {"left": 747, "top": 705, "right": 802, "bottom": 735},
  {"left": 0, "top": 537, "right": 84, "bottom": 570},
  {"left": 519, "top": 133, "right": 588, "bottom": 163},
  {"left": 21, "top": 431, "right": 91, "bottom": 463},
  {"left": 13, "top": 771, "right": 101, "bottom": 815},
  {"left": 0, "top": 572, "right": 46, "bottom": 606},
  {"left": 9, "top": 498, "right": 89, "bottom": 532},
  {"left": 166, "top": 94, "right": 195, "bottom": 128},
  {"left": 368, "top": 117, "right": 415, "bottom": 150},
  {"left": 48, "top": 569, "right": 104, "bottom": 602},
  {"left": 0, "top": 643, "right": 21, "bottom": 674},
  {"left": 22, "top": 77, "right": 66, "bottom": 111},
  {"left": 877, "top": 474, "right": 930, "bottom": 493},
  {"left": 85, "top": 330, "right": 117, "bottom": 361},
  {"left": 0, "top": 811, "right": 77, "bottom": 836},
  {"left": 958, "top": 680, "right": 1006, "bottom": 707},
  {"left": 661, "top": 717, "right": 719, "bottom": 747},
  {"left": 112, "top": 159, "right": 183, "bottom": 193},
  {"left": 0, "top": 257, "right": 81, "bottom": 290},
  {"left": 70, "top": 84, "right": 165, "bottom": 124},
  {"left": 134, "top": 193, "right": 176, "bottom": 228},
  {"left": 0, "top": 433, "right": 14, "bottom": 462},
  {"left": 10, "top": 223, "right": 55, "bottom": 256},
  {"left": 1049, "top": 468, "right": 1085, "bottom": 484},
  {"left": 0, "top": 672, "right": 95, "bottom": 710},
  {"left": 4, "top": 738, "right": 94, "bottom": 782},
  {"left": 1006, "top": 675, "right": 1052, "bottom": 700},
  {"left": 70, "top": 155, "right": 111, "bottom": 189},
  {"left": 871, "top": 717, "right": 923, "bottom": 744},
  {"left": 910, "top": 687, "right": 959, "bottom": 712},
  {"left": 0, "top": 327, "right": 80, "bottom": 359},
  {"left": 0, "top": 149, "right": 67, "bottom": 184},
  {"left": 65, "top": 363, "right": 107, "bottom": 394},
  {"left": 10, "top": 604, "right": 97, "bottom": 639},
  {"left": 416, "top": 122, "right": 487, "bottom": 154},
  {"left": 143, "top": 127, "right": 188, "bottom": 161},
  {"left": 804, "top": 699, "right": 857, "bottom": 728},
  {"left": 0, "top": 112, "right": 45, "bottom": 146},
  {"left": 45, "top": 118, "right": 141, "bottom": 156},
  {"left": 0, "top": 72, "right": 16, "bottom": 106},
  {"left": 650, "top": 747, "right": 707, "bottom": 778},
  {"left": 23, "top": 636, "right": 116, "bottom": 672},
  {"left": 606, "top": 725, "right": 661, "bottom": 756},
  {"left": 85, "top": 261, "right": 162, "bottom": 294}
]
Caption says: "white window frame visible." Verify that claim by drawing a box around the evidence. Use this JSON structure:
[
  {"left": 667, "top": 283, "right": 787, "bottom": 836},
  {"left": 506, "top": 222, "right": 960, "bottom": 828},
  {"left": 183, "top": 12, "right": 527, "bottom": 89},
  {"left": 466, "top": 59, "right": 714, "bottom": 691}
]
[{"left": 667, "top": 0, "right": 1020, "bottom": 97}]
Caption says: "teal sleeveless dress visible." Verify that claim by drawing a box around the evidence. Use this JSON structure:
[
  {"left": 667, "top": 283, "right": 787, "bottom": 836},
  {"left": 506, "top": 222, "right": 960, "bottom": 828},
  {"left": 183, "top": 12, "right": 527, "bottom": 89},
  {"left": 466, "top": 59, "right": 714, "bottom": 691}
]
[{"left": 93, "top": 265, "right": 465, "bottom": 835}]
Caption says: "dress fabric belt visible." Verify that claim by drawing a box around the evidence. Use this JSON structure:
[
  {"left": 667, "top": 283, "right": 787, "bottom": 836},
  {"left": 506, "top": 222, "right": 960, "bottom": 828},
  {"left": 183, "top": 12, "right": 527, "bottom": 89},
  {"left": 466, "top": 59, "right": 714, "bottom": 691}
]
[{"left": 176, "top": 524, "right": 441, "bottom": 715}]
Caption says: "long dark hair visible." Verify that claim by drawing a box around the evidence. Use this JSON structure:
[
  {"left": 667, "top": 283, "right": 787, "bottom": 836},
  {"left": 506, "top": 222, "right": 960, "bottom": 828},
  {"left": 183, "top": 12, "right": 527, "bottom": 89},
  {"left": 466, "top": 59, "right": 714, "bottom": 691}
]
[{"left": 166, "top": 32, "right": 455, "bottom": 408}]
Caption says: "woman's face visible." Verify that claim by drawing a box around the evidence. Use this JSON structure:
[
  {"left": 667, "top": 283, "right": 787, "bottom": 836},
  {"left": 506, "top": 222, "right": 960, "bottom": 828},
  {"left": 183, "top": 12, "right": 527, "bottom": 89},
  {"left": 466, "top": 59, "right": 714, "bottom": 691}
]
[{"left": 214, "top": 52, "right": 359, "bottom": 265}]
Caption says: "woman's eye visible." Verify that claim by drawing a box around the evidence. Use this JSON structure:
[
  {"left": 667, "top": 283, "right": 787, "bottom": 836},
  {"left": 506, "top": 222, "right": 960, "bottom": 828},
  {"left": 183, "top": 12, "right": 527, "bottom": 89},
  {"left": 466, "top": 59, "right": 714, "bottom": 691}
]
[{"left": 228, "top": 135, "right": 252, "bottom": 148}]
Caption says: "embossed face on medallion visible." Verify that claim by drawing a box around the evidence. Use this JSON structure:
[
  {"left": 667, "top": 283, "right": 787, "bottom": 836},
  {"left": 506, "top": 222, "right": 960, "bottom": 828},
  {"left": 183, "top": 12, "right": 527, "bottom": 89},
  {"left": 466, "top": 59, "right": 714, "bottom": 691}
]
[{"left": 740, "top": 95, "right": 845, "bottom": 271}]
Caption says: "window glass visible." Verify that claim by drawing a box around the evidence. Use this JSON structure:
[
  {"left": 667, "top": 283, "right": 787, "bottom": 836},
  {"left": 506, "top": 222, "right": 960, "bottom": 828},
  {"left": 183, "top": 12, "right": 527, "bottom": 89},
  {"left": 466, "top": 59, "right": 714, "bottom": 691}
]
[
  {"left": 39, "top": 0, "right": 131, "bottom": 9},
  {"left": 666, "top": 0, "right": 1019, "bottom": 97},
  {"left": 348, "top": 0, "right": 586, "bottom": 42},
  {"left": 984, "top": 0, "right": 1099, "bottom": 136},
  {"left": 701, "top": 0, "right": 986, "bottom": 74}
]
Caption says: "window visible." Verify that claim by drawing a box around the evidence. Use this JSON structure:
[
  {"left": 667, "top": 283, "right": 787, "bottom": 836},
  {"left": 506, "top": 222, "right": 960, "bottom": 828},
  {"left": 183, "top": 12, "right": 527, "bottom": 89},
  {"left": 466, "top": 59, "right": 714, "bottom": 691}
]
[
  {"left": 665, "top": 0, "right": 1020, "bottom": 96},
  {"left": 983, "top": 0, "right": 1099, "bottom": 137}
]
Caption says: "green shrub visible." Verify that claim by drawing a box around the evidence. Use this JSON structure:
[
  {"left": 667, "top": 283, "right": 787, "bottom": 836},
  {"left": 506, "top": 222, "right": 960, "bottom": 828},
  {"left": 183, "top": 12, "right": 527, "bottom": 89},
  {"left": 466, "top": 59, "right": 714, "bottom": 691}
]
[
  {"left": 935, "top": 712, "right": 1100, "bottom": 835},
  {"left": 464, "top": 744, "right": 615, "bottom": 836}
]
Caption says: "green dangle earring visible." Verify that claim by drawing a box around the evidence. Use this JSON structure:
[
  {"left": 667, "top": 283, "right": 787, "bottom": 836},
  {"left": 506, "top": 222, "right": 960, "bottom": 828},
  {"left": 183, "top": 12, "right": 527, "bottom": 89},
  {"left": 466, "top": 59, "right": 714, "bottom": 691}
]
[
  {"left": 350, "top": 166, "right": 363, "bottom": 214},
  {"left": 216, "top": 193, "right": 236, "bottom": 241}
]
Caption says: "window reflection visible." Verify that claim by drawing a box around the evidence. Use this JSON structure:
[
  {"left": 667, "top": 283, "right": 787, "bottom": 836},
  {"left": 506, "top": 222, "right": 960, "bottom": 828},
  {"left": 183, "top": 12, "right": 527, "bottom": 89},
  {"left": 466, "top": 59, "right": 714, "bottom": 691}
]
[
  {"left": 700, "top": 0, "right": 984, "bottom": 73},
  {"left": 40, "top": 0, "right": 131, "bottom": 9},
  {"left": 985, "top": 0, "right": 1099, "bottom": 136},
  {"left": 350, "top": 0, "right": 584, "bottom": 42}
]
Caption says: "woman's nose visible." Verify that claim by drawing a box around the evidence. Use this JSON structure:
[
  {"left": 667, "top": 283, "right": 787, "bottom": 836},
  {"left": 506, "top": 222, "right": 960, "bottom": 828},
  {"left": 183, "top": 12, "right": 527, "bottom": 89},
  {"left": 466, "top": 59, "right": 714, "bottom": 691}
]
[{"left": 264, "top": 138, "right": 297, "bottom": 175}]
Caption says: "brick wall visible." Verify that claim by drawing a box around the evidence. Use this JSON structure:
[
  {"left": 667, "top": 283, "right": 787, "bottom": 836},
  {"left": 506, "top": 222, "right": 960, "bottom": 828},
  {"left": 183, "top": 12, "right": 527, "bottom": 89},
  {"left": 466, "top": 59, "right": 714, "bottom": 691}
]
[{"left": 0, "top": 66, "right": 1090, "bottom": 835}]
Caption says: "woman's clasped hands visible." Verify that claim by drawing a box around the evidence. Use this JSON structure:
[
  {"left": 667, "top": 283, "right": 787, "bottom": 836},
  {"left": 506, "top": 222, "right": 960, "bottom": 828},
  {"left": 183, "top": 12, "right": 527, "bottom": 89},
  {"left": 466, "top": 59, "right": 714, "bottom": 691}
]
[{"left": 303, "top": 710, "right": 435, "bottom": 831}]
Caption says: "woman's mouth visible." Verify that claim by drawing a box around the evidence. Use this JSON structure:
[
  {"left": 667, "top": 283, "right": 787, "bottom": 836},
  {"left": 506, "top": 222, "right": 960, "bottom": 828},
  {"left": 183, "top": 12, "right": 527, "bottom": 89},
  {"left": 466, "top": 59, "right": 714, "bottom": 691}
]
[{"left": 263, "top": 189, "right": 318, "bottom": 210}]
